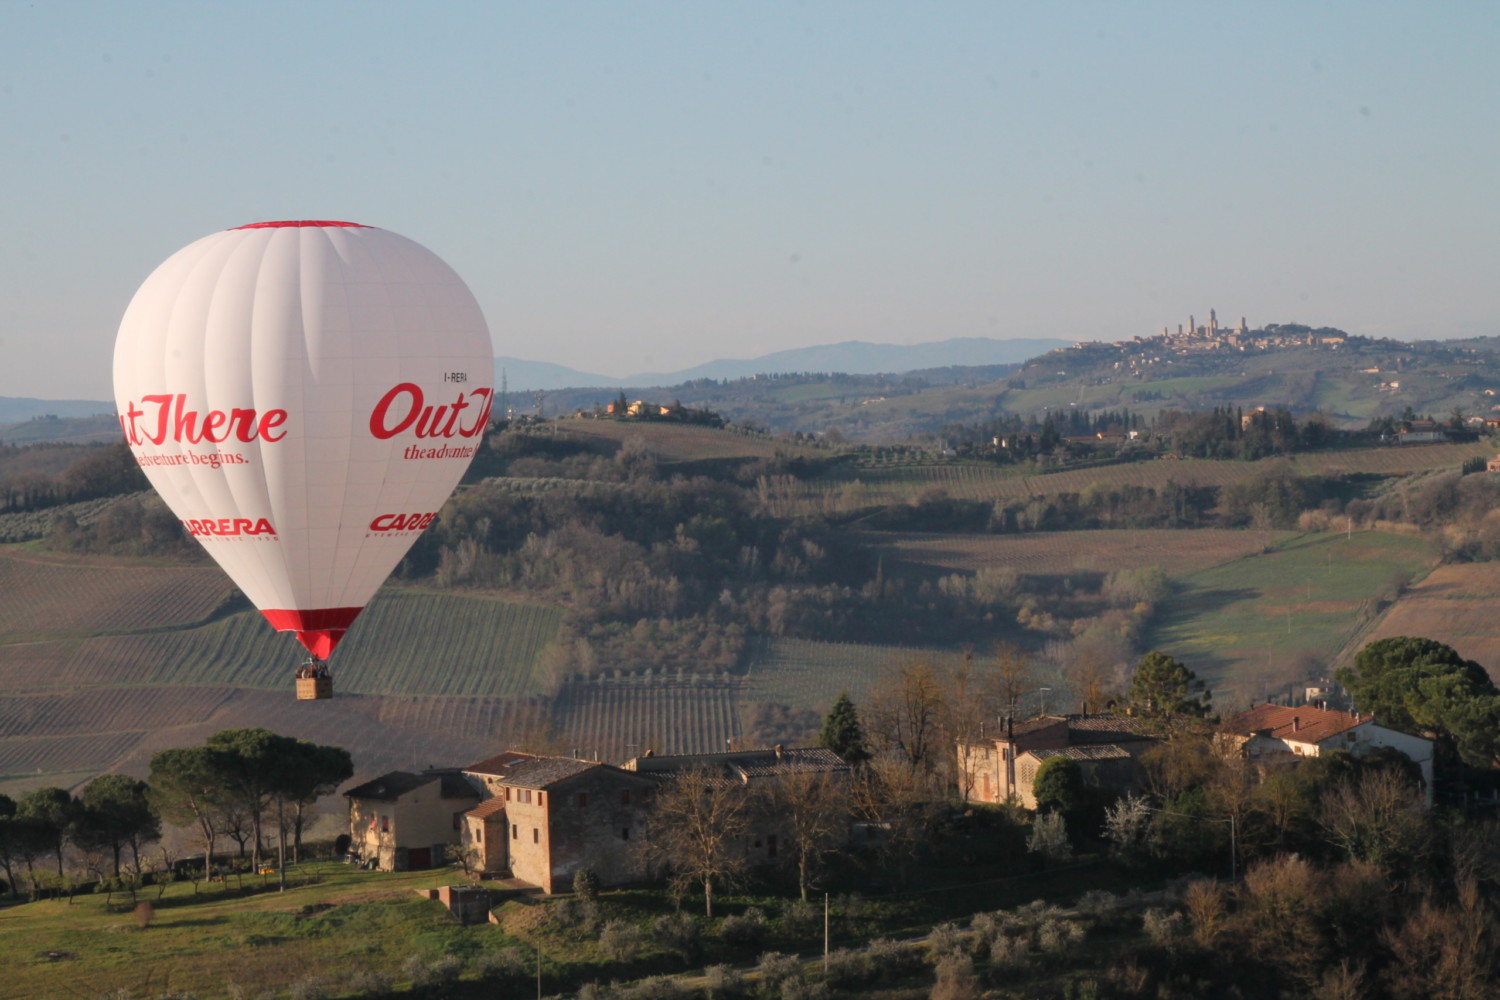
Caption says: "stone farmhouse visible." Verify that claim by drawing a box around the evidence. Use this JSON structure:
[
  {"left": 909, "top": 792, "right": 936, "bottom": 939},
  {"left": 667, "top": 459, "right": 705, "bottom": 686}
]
[
  {"left": 344, "top": 745, "right": 850, "bottom": 889},
  {"left": 459, "top": 751, "right": 657, "bottom": 893},
  {"left": 344, "top": 769, "right": 479, "bottom": 872},
  {"left": 956, "top": 714, "right": 1158, "bottom": 809},
  {"left": 1222, "top": 703, "right": 1435, "bottom": 803}
]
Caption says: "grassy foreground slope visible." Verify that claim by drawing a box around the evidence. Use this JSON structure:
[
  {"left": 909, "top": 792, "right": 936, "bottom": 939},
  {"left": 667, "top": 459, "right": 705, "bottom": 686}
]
[{"left": 1146, "top": 530, "right": 1437, "bottom": 707}]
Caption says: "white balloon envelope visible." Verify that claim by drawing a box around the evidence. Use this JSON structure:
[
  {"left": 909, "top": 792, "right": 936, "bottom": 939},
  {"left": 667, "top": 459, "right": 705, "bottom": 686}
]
[{"left": 113, "top": 220, "right": 493, "bottom": 662}]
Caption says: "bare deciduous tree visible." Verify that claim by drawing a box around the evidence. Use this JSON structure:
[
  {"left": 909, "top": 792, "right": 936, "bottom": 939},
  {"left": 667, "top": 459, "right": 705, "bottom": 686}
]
[
  {"left": 638, "top": 769, "right": 749, "bottom": 917},
  {"left": 867, "top": 658, "right": 944, "bottom": 771}
]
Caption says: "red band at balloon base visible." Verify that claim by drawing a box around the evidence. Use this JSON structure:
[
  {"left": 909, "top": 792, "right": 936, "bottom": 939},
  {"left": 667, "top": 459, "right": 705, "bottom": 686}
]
[{"left": 261, "top": 607, "right": 363, "bottom": 658}]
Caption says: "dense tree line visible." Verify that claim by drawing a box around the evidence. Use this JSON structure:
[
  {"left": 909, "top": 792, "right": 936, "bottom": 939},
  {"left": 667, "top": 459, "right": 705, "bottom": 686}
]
[
  {"left": 0, "top": 728, "right": 349, "bottom": 899},
  {"left": 0, "top": 441, "right": 148, "bottom": 513}
]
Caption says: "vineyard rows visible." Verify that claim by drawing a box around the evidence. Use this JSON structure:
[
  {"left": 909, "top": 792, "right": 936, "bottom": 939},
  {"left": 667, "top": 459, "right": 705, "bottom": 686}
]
[
  {"left": 361, "top": 693, "right": 551, "bottom": 743},
  {"left": 0, "top": 685, "right": 232, "bottom": 739},
  {"left": 0, "top": 550, "right": 230, "bottom": 638},
  {"left": 0, "top": 731, "right": 142, "bottom": 781},
  {"left": 57, "top": 590, "right": 563, "bottom": 698},
  {"left": 553, "top": 682, "right": 740, "bottom": 759},
  {"left": 0, "top": 640, "right": 81, "bottom": 694}
]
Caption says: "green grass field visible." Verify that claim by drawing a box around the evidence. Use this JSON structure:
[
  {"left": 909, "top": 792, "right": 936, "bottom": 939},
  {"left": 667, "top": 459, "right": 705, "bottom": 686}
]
[
  {"left": 1145, "top": 529, "right": 1436, "bottom": 707},
  {"left": 0, "top": 863, "right": 516, "bottom": 1000}
]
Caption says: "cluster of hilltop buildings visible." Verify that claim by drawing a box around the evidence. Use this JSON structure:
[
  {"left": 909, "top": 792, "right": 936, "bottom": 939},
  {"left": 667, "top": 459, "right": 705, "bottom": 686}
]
[{"left": 1055, "top": 310, "right": 1355, "bottom": 379}]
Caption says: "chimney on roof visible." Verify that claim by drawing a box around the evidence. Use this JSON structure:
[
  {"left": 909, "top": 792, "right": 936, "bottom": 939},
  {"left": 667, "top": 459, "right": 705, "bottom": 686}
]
[
  {"left": 774, "top": 744, "right": 784, "bottom": 759},
  {"left": 644, "top": 748, "right": 655, "bottom": 758},
  {"left": 1292, "top": 716, "right": 1301, "bottom": 732}
]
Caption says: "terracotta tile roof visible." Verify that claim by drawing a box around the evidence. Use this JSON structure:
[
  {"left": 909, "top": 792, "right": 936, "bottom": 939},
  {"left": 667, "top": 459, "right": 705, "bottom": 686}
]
[
  {"left": 731, "top": 747, "right": 849, "bottom": 781},
  {"left": 1228, "top": 703, "right": 1369, "bottom": 745},
  {"left": 465, "top": 798, "right": 509, "bottom": 820},
  {"left": 629, "top": 747, "right": 850, "bottom": 785},
  {"left": 1066, "top": 715, "right": 1156, "bottom": 743},
  {"left": 1027, "top": 744, "right": 1134, "bottom": 762},
  {"left": 1008, "top": 716, "right": 1068, "bottom": 737},
  {"left": 463, "top": 751, "right": 600, "bottom": 789}
]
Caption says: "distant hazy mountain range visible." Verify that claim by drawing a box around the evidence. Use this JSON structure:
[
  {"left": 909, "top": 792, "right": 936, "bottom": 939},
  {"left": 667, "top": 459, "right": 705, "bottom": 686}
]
[
  {"left": 495, "top": 337, "right": 1072, "bottom": 391},
  {"left": 0, "top": 396, "right": 116, "bottom": 424},
  {"left": 0, "top": 336, "right": 1072, "bottom": 439}
]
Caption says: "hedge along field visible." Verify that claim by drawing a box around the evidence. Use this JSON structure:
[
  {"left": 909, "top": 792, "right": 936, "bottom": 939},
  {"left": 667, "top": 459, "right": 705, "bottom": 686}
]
[
  {"left": 1354, "top": 562, "right": 1500, "bottom": 680},
  {"left": 552, "top": 678, "right": 741, "bottom": 759},
  {"left": 868, "top": 528, "right": 1295, "bottom": 578},
  {"left": 1146, "top": 530, "right": 1437, "bottom": 709},
  {"left": 57, "top": 589, "right": 563, "bottom": 697},
  {"left": 0, "top": 547, "right": 231, "bottom": 638}
]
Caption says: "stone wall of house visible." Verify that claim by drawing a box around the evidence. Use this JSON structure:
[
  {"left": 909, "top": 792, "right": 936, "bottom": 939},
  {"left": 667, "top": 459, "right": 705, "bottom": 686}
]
[
  {"left": 462, "top": 813, "right": 508, "bottom": 872},
  {"left": 348, "top": 788, "right": 470, "bottom": 871},
  {"left": 543, "top": 770, "right": 653, "bottom": 892},
  {"left": 500, "top": 786, "right": 552, "bottom": 889}
]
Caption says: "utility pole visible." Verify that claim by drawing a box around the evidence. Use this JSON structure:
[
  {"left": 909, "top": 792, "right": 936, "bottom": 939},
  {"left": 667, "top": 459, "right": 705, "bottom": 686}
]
[{"left": 823, "top": 892, "right": 830, "bottom": 973}]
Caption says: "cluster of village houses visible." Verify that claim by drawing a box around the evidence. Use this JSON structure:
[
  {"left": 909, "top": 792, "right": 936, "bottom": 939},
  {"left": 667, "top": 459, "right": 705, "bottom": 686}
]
[{"left": 345, "top": 703, "right": 1432, "bottom": 894}]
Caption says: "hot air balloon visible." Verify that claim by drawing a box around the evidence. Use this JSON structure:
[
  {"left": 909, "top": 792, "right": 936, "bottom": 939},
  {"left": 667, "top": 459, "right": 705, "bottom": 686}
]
[{"left": 113, "top": 220, "right": 494, "bottom": 699}]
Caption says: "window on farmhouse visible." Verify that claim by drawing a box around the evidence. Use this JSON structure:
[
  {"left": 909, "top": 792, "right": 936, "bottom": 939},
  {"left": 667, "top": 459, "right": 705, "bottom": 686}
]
[
  {"left": 621, "top": 827, "right": 630, "bottom": 841},
  {"left": 511, "top": 824, "right": 517, "bottom": 840},
  {"left": 576, "top": 792, "right": 588, "bottom": 807},
  {"left": 380, "top": 815, "right": 389, "bottom": 833},
  {"left": 533, "top": 828, "right": 539, "bottom": 844},
  {"left": 505, "top": 787, "right": 511, "bottom": 801},
  {"left": 621, "top": 790, "right": 631, "bottom": 805}
]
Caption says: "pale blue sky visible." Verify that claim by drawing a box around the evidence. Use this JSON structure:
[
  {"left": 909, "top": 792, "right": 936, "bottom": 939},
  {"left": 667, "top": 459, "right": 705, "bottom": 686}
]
[{"left": 2, "top": 1, "right": 1496, "bottom": 399}]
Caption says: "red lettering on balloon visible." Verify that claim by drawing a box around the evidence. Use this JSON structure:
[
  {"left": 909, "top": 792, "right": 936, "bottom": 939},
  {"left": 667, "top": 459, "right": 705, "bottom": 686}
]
[
  {"left": 369, "top": 385, "right": 492, "bottom": 441},
  {"left": 119, "top": 394, "right": 289, "bottom": 446}
]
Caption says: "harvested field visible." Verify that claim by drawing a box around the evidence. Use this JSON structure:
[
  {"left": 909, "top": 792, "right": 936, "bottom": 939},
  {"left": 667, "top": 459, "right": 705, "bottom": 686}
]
[
  {"left": 0, "top": 548, "right": 230, "bottom": 637},
  {"left": 1356, "top": 563, "right": 1500, "bottom": 679},
  {"left": 867, "top": 528, "right": 1294, "bottom": 578}
]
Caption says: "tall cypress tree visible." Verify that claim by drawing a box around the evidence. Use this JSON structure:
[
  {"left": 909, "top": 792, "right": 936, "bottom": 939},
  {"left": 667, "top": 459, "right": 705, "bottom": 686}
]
[{"left": 819, "top": 692, "right": 869, "bottom": 762}]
